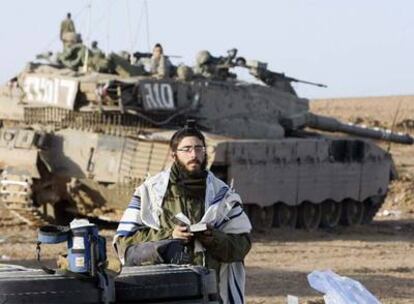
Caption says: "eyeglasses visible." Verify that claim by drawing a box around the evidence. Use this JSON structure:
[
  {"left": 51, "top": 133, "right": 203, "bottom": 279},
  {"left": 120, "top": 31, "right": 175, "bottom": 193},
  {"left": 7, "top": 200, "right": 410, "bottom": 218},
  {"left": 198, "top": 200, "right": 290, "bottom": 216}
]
[{"left": 176, "top": 145, "right": 206, "bottom": 154}]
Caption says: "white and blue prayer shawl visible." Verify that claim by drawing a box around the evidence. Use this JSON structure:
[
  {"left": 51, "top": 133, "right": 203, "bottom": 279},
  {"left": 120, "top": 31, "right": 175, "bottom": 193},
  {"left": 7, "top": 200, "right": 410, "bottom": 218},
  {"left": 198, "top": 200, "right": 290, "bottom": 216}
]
[{"left": 114, "top": 169, "right": 252, "bottom": 304}]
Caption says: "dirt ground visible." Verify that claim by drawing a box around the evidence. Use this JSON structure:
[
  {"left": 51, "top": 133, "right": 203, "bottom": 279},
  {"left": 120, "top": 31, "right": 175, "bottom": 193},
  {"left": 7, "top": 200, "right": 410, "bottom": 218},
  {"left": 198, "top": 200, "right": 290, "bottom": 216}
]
[
  {"left": 0, "top": 96, "right": 413, "bottom": 303},
  {"left": 0, "top": 212, "right": 413, "bottom": 304}
]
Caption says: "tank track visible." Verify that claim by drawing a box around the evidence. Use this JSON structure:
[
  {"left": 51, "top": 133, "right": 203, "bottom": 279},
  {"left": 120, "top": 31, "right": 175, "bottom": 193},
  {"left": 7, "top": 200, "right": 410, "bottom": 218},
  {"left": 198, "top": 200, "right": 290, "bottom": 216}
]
[
  {"left": 245, "top": 195, "right": 387, "bottom": 231},
  {"left": 0, "top": 170, "right": 48, "bottom": 227},
  {"left": 1, "top": 108, "right": 171, "bottom": 227},
  {"left": 0, "top": 168, "right": 127, "bottom": 227}
]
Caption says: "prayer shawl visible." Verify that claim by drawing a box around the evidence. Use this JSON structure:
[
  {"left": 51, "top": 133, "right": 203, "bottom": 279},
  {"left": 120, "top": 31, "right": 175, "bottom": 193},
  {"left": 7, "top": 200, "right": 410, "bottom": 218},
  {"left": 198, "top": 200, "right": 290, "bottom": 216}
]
[{"left": 114, "top": 169, "right": 252, "bottom": 304}]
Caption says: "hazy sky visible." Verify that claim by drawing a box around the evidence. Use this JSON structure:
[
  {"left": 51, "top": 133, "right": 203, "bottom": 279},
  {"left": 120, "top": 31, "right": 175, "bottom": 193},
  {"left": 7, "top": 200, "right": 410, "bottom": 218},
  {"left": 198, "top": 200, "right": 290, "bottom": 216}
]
[{"left": 1, "top": 0, "right": 413, "bottom": 98}]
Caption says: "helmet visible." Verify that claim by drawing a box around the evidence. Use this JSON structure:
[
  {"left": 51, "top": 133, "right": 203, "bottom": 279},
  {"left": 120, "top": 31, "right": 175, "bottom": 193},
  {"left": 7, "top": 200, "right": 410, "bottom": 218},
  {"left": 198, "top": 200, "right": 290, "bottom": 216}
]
[
  {"left": 196, "top": 50, "right": 211, "bottom": 66},
  {"left": 176, "top": 65, "right": 193, "bottom": 81}
]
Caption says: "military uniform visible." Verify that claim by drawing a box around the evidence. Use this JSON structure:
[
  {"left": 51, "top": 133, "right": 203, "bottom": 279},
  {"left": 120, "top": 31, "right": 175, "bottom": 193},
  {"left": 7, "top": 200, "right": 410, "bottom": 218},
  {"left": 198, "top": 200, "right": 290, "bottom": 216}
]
[
  {"left": 88, "top": 45, "right": 110, "bottom": 73},
  {"left": 90, "top": 45, "right": 105, "bottom": 58},
  {"left": 60, "top": 17, "right": 76, "bottom": 41},
  {"left": 150, "top": 55, "right": 172, "bottom": 78}
]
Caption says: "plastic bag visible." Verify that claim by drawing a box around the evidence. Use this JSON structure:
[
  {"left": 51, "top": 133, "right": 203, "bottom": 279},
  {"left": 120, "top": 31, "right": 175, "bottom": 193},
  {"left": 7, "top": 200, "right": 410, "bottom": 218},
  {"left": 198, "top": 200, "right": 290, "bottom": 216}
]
[{"left": 307, "top": 270, "right": 381, "bottom": 304}]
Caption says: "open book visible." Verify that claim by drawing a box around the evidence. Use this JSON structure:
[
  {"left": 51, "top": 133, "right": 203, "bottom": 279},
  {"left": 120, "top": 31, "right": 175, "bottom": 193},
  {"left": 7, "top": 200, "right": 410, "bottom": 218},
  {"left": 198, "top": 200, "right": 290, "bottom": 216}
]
[{"left": 174, "top": 212, "right": 207, "bottom": 233}]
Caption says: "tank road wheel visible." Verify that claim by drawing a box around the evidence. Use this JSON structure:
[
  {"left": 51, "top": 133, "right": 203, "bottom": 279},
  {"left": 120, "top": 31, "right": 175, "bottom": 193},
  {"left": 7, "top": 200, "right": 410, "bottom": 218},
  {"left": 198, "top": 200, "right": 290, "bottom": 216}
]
[
  {"left": 245, "top": 205, "right": 275, "bottom": 231},
  {"left": 341, "top": 199, "right": 365, "bottom": 226},
  {"left": 272, "top": 203, "right": 297, "bottom": 229},
  {"left": 297, "top": 202, "right": 322, "bottom": 231},
  {"left": 245, "top": 204, "right": 263, "bottom": 231},
  {"left": 262, "top": 205, "right": 275, "bottom": 229},
  {"left": 320, "top": 200, "right": 342, "bottom": 228},
  {"left": 362, "top": 196, "right": 385, "bottom": 224}
]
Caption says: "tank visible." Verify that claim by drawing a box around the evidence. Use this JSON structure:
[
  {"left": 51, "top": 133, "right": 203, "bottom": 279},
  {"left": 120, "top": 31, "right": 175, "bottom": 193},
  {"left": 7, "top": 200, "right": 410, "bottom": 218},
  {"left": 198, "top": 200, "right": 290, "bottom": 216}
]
[{"left": 0, "top": 45, "right": 412, "bottom": 230}]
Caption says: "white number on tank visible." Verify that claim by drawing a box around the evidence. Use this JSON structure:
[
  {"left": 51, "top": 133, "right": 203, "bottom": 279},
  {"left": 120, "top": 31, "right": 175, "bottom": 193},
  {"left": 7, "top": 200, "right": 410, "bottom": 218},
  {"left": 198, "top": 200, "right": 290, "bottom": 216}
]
[
  {"left": 143, "top": 83, "right": 175, "bottom": 110},
  {"left": 23, "top": 75, "right": 78, "bottom": 109}
]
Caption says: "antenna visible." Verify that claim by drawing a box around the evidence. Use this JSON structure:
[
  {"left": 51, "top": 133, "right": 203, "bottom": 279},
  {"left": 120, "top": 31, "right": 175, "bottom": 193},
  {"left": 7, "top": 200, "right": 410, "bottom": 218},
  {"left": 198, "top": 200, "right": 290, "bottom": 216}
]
[
  {"left": 105, "top": 0, "right": 112, "bottom": 53},
  {"left": 132, "top": 1, "right": 145, "bottom": 51},
  {"left": 125, "top": 0, "right": 134, "bottom": 55},
  {"left": 387, "top": 98, "right": 403, "bottom": 153},
  {"left": 144, "top": 0, "right": 151, "bottom": 52},
  {"left": 131, "top": 1, "right": 151, "bottom": 53},
  {"left": 82, "top": 1, "right": 93, "bottom": 73}
]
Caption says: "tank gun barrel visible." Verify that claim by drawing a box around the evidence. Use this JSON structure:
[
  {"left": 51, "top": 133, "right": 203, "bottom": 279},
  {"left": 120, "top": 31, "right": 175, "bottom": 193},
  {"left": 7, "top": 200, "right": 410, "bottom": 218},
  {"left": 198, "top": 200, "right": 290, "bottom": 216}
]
[
  {"left": 283, "top": 113, "right": 414, "bottom": 145},
  {"left": 132, "top": 51, "right": 180, "bottom": 60},
  {"left": 285, "top": 77, "right": 327, "bottom": 88},
  {"left": 243, "top": 60, "right": 327, "bottom": 88}
]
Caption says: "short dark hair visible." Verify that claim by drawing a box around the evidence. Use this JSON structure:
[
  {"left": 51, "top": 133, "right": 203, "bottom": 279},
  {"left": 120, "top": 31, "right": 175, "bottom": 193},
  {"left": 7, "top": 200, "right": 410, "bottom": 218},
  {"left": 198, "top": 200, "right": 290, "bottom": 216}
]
[
  {"left": 169, "top": 123, "right": 206, "bottom": 152},
  {"left": 67, "top": 12, "right": 71, "bottom": 18},
  {"left": 153, "top": 43, "right": 163, "bottom": 53}
]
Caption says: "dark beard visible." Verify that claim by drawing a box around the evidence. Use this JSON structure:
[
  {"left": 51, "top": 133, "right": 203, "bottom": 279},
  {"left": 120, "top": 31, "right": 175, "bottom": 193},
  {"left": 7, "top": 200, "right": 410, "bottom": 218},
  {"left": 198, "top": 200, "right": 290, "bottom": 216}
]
[
  {"left": 170, "top": 159, "right": 207, "bottom": 198},
  {"left": 176, "top": 157, "right": 207, "bottom": 178}
]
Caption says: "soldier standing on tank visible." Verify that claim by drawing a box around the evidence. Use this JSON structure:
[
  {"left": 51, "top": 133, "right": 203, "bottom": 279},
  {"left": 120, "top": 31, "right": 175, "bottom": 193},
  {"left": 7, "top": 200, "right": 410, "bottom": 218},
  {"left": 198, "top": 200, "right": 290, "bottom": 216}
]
[
  {"left": 114, "top": 123, "right": 252, "bottom": 303},
  {"left": 60, "top": 13, "right": 76, "bottom": 41},
  {"left": 150, "top": 43, "right": 172, "bottom": 78}
]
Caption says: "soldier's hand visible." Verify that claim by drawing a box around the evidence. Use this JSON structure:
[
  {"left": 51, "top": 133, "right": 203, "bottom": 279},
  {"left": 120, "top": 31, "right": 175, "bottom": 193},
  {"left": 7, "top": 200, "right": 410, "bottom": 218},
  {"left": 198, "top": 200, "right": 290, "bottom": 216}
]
[{"left": 172, "top": 225, "right": 193, "bottom": 242}]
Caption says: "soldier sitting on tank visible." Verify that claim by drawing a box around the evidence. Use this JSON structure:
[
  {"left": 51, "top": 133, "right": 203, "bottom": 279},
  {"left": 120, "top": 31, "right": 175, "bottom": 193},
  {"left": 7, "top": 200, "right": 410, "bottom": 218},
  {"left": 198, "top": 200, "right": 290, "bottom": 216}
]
[
  {"left": 149, "top": 43, "right": 172, "bottom": 78},
  {"left": 193, "top": 49, "right": 238, "bottom": 81},
  {"left": 247, "top": 61, "right": 297, "bottom": 95},
  {"left": 134, "top": 44, "right": 172, "bottom": 77},
  {"left": 90, "top": 41, "right": 105, "bottom": 58},
  {"left": 85, "top": 41, "right": 112, "bottom": 73},
  {"left": 175, "top": 64, "right": 194, "bottom": 81},
  {"left": 103, "top": 51, "right": 145, "bottom": 77},
  {"left": 114, "top": 123, "right": 252, "bottom": 303}
]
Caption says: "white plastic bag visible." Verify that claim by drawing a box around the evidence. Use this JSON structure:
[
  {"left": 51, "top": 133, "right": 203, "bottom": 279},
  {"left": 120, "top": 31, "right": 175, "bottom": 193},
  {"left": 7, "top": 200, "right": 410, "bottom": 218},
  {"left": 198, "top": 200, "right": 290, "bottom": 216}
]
[{"left": 307, "top": 270, "right": 381, "bottom": 304}]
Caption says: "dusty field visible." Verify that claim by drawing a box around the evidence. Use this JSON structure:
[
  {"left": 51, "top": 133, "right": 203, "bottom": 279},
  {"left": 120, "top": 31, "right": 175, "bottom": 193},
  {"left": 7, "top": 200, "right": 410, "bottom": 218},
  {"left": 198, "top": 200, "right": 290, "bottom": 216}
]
[
  {"left": 311, "top": 95, "right": 414, "bottom": 133},
  {"left": 246, "top": 220, "right": 414, "bottom": 304},
  {"left": 0, "top": 96, "right": 413, "bottom": 303}
]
